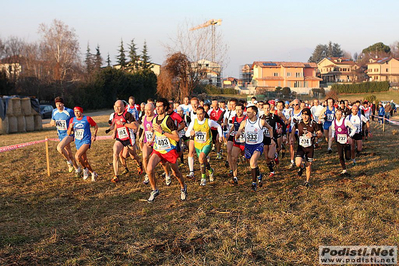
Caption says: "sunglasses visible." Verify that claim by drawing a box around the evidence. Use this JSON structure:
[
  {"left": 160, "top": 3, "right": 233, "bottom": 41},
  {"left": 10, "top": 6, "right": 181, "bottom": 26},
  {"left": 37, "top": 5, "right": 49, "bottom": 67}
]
[{"left": 293, "top": 104, "right": 299, "bottom": 106}]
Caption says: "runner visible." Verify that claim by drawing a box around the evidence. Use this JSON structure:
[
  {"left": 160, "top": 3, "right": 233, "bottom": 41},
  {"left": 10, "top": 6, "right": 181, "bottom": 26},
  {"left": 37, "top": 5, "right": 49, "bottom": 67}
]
[
  {"left": 126, "top": 96, "right": 140, "bottom": 121},
  {"left": 139, "top": 103, "right": 156, "bottom": 185},
  {"left": 289, "top": 99, "right": 302, "bottom": 168},
  {"left": 110, "top": 100, "right": 140, "bottom": 183},
  {"left": 228, "top": 103, "right": 247, "bottom": 184},
  {"left": 146, "top": 98, "right": 187, "bottom": 202},
  {"left": 320, "top": 98, "right": 336, "bottom": 153},
  {"left": 338, "top": 100, "right": 351, "bottom": 117},
  {"left": 186, "top": 106, "right": 223, "bottom": 186},
  {"left": 331, "top": 109, "right": 357, "bottom": 175},
  {"left": 275, "top": 100, "right": 289, "bottom": 162},
  {"left": 224, "top": 98, "right": 237, "bottom": 173},
  {"left": 235, "top": 105, "right": 273, "bottom": 191},
  {"left": 261, "top": 102, "right": 285, "bottom": 178},
  {"left": 346, "top": 104, "right": 370, "bottom": 166},
  {"left": 50, "top": 97, "right": 80, "bottom": 176},
  {"left": 208, "top": 99, "right": 224, "bottom": 159},
  {"left": 67, "top": 106, "right": 98, "bottom": 181},
  {"left": 290, "top": 108, "right": 323, "bottom": 187},
  {"left": 186, "top": 97, "right": 200, "bottom": 179},
  {"left": 360, "top": 101, "right": 371, "bottom": 140}
]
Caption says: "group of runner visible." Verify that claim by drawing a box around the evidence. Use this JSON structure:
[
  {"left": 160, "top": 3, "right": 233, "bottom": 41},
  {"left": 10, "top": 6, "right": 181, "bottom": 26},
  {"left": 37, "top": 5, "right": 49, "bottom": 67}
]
[{"left": 50, "top": 95, "right": 373, "bottom": 202}]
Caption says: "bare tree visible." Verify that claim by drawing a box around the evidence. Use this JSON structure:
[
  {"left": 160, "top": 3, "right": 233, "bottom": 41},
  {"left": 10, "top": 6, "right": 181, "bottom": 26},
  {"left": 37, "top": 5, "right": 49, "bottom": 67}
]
[{"left": 38, "top": 19, "right": 80, "bottom": 83}]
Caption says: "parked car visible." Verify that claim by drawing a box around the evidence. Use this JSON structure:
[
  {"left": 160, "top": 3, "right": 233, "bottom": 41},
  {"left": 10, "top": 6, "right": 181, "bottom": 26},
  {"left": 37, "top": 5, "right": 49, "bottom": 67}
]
[{"left": 40, "top": 105, "right": 54, "bottom": 119}]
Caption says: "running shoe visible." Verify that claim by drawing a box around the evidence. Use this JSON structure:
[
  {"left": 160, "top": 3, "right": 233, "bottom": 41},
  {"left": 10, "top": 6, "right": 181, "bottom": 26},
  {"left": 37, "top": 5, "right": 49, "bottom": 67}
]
[
  {"left": 225, "top": 160, "right": 229, "bottom": 168},
  {"left": 200, "top": 178, "right": 206, "bottom": 186},
  {"left": 258, "top": 174, "right": 263, "bottom": 187},
  {"left": 228, "top": 170, "right": 233, "bottom": 178},
  {"left": 209, "top": 168, "right": 214, "bottom": 182},
  {"left": 91, "top": 172, "right": 98, "bottom": 182},
  {"left": 186, "top": 172, "right": 195, "bottom": 179},
  {"left": 216, "top": 153, "right": 222, "bottom": 160},
  {"left": 269, "top": 172, "right": 275, "bottom": 178},
  {"left": 298, "top": 167, "right": 304, "bottom": 177},
  {"left": 121, "top": 167, "right": 129, "bottom": 175},
  {"left": 111, "top": 175, "right": 119, "bottom": 183},
  {"left": 148, "top": 189, "right": 160, "bottom": 203},
  {"left": 289, "top": 162, "right": 295, "bottom": 169},
  {"left": 143, "top": 174, "right": 149, "bottom": 184},
  {"left": 328, "top": 148, "right": 332, "bottom": 154},
  {"left": 303, "top": 181, "right": 311, "bottom": 188},
  {"left": 274, "top": 157, "right": 279, "bottom": 165},
  {"left": 137, "top": 162, "right": 143, "bottom": 175},
  {"left": 180, "top": 184, "right": 187, "bottom": 201},
  {"left": 251, "top": 182, "right": 257, "bottom": 192},
  {"left": 179, "top": 162, "right": 185, "bottom": 167},
  {"left": 352, "top": 161, "right": 356, "bottom": 166},
  {"left": 83, "top": 168, "right": 89, "bottom": 180},
  {"left": 340, "top": 170, "right": 347, "bottom": 176},
  {"left": 232, "top": 177, "right": 238, "bottom": 184},
  {"left": 75, "top": 168, "right": 82, "bottom": 178},
  {"left": 67, "top": 162, "right": 74, "bottom": 173},
  {"left": 165, "top": 175, "right": 172, "bottom": 186}
]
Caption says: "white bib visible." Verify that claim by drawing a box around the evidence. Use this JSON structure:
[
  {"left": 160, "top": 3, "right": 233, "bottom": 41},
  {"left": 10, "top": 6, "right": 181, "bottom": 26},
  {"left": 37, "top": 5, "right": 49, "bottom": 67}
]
[
  {"left": 75, "top": 129, "right": 84, "bottom": 140},
  {"left": 56, "top": 120, "right": 67, "bottom": 131},
  {"left": 299, "top": 135, "right": 311, "bottom": 148},
  {"left": 246, "top": 132, "right": 258, "bottom": 144},
  {"left": 117, "top": 127, "right": 129, "bottom": 139},
  {"left": 195, "top": 131, "right": 207, "bottom": 143},
  {"left": 145, "top": 131, "right": 154, "bottom": 141},
  {"left": 156, "top": 135, "right": 171, "bottom": 150},
  {"left": 337, "top": 134, "right": 348, "bottom": 144},
  {"left": 236, "top": 132, "right": 246, "bottom": 144}
]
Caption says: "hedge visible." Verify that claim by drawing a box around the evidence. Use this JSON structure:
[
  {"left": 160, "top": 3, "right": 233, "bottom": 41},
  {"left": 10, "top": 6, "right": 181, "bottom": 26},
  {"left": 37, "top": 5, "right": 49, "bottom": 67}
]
[{"left": 331, "top": 81, "right": 389, "bottom": 93}]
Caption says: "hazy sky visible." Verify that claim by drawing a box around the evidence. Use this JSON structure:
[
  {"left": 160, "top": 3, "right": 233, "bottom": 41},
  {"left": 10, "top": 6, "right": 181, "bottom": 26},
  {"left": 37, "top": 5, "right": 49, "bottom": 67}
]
[{"left": 1, "top": 0, "right": 398, "bottom": 77}]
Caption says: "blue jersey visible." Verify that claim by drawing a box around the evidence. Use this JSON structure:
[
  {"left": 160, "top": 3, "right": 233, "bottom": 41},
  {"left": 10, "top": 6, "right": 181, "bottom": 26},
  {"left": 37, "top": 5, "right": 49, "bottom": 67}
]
[
  {"left": 72, "top": 116, "right": 94, "bottom": 150},
  {"left": 52, "top": 107, "right": 75, "bottom": 140},
  {"left": 325, "top": 106, "right": 336, "bottom": 123},
  {"left": 126, "top": 105, "right": 139, "bottom": 121}
]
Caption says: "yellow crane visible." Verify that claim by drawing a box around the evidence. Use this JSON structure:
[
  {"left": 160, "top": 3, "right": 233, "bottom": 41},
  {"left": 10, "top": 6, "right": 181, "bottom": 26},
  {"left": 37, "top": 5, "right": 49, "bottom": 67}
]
[{"left": 190, "top": 19, "right": 222, "bottom": 62}]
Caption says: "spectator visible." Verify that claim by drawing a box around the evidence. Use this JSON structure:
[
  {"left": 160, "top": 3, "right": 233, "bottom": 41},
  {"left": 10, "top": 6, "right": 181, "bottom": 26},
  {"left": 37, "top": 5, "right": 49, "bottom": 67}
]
[
  {"left": 371, "top": 101, "right": 376, "bottom": 121},
  {"left": 378, "top": 103, "right": 385, "bottom": 124},
  {"left": 390, "top": 100, "right": 395, "bottom": 117},
  {"left": 384, "top": 102, "right": 392, "bottom": 123}
]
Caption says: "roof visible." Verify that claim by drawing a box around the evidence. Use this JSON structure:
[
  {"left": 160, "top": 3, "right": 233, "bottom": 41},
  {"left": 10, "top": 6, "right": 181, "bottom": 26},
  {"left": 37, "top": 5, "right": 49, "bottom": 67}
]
[
  {"left": 367, "top": 57, "right": 399, "bottom": 65},
  {"left": 304, "top": 76, "right": 323, "bottom": 81},
  {"left": 251, "top": 61, "right": 317, "bottom": 69},
  {"left": 319, "top": 57, "right": 356, "bottom": 66},
  {"left": 255, "top": 76, "right": 284, "bottom": 81}
]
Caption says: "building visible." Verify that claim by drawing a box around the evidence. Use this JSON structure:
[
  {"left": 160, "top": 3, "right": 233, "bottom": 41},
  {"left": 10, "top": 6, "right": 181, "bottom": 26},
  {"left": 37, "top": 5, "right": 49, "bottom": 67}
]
[
  {"left": 317, "top": 57, "right": 359, "bottom": 83},
  {"left": 0, "top": 56, "right": 22, "bottom": 79},
  {"left": 222, "top": 77, "right": 238, "bottom": 88},
  {"left": 240, "top": 64, "right": 252, "bottom": 87},
  {"left": 113, "top": 60, "right": 161, "bottom": 76},
  {"left": 366, "top": 57, "right": 399, "bottom": 83},
  {"left": 250, "top": 61, "right": 322, "bottom": 94},
  {"left": 192, "top": 59, "right": 222, "bottom": 87}
]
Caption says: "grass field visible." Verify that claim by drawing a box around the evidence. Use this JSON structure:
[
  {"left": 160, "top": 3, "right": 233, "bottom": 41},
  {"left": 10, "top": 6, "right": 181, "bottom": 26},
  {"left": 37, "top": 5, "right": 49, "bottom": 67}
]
[
  {"left": 1, "top": 113, "right": 399, "bottom": 265},
  {"left": 339, "top": 90, "right": 399, "bottom": 104}
]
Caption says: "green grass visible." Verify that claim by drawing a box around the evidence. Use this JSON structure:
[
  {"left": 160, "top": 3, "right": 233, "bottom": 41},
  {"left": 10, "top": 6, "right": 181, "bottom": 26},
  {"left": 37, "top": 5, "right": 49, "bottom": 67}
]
[
  {"left": 1, "top": 114, "right": 399, "bottom": 265},
  {"left": 339, "top": 90, "right": 399, "bottom": 103}
]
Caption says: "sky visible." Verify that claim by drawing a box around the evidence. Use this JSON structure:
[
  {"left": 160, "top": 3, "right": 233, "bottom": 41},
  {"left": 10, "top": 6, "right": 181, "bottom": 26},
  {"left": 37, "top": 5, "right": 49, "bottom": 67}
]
[{"left": 1, "top": 0, "right": 399, "bottom": 77}]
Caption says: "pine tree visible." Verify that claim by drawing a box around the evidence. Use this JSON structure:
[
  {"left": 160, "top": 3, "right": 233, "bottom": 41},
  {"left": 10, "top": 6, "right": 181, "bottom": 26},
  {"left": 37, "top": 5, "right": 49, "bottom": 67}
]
[
  {"left": 128, "top": 39, "right": 140, "bottom": 71},
  {"left": 116, "top": 39, "right": 126, "bottom": 68},
  {"left": 85, "top": 43, "right": 93, "bottom": 74},
  {"left": 141, "top": 40, "right": 152, "bottom": 70},
  {"left": 107, "top": 53, "right": 111, "bottom": 67},
  {"left": 94, "top": 44, "right": 103, "bottom": 70}
]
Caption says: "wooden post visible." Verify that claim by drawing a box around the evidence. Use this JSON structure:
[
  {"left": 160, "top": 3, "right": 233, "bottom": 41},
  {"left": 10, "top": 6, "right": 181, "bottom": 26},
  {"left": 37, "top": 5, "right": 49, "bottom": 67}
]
[
  {"left": 383, "top": 119, "right": 385, "bottom": 132},
  {"left": 45, "top": 136, "right": 51, "bottom": 177}
]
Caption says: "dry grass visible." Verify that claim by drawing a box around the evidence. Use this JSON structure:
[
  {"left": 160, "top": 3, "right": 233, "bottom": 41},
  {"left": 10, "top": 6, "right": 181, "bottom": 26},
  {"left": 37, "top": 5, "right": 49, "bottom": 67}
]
[{"left": 1, "top": 113, "right": 399, "bottom": 265}]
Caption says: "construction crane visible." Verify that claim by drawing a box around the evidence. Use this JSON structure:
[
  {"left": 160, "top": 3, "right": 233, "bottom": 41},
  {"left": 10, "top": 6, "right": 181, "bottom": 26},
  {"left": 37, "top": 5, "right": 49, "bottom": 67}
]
[{"left": 190, "top": 19, "right": 222, "bottom": 63}]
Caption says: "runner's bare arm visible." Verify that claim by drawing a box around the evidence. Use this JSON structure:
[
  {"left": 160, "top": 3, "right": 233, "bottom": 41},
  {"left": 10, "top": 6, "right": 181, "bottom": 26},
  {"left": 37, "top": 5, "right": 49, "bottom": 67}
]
[
  {"left": 262, "top": 119, "right": 274, "bottom": 140},
  {"left": 235, "top": 120, "right": 246, "bottom": 140}
]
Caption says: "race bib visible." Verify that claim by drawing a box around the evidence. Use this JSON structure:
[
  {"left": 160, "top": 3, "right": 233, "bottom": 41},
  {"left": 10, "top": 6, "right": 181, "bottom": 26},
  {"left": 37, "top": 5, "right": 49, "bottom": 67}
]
[
  {"left": 75, "top": 129, "right": 84, "bottom": 140},
  {"left": 246, "top": 132, "right": 258, "bottom": 144},
  {"left": 145, "top": 131, "right": 154, "bottom": 141},
  {"left": 56, "top": 120, "right": 67, "bottom": 131},
  {"left": 236, "top": 132, "right": 245, "bottom": 144},
  {"left": 299, "top": 135, "right": 311, "bottom": 148},
  {"left": 327, "top": 113, "right": 334, "bottom": 121},
  {"left": 263, "top": 127, "right": 270, "bottom": 137},
  {"left": 337, "top": 134, "right": 348, "bottom": 144},
  {"left": 195, "top": 131, "right": 207, "bottom": 143},
  {"left": 117, "top": 127, "right": 129, "bottom": 139},
  {"left": 156, "top": 135, "right": 171, "bottom": 150}
]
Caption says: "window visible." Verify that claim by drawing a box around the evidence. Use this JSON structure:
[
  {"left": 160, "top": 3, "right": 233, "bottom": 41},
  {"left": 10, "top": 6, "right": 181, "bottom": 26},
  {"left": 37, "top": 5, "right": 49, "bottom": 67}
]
[
  {"left": 304, "top": 81, "right": 308, "bottom": 88},
  {"left": 287, "top": 72, "right": 291, "bottom": 77},
  {"left": 386, "top": 68, "right": 389, "bottom": 72},
  {"left": 375, "top": 76, "right": 378, "bottom": 80},
  {"left": 295, "top": 72, "right": 302, "bottom": 78},
  {"left": 273, "top": 73, "right": 278, "bottom": 77},
  {"left": 374, "top": 68, "right": 378, "bottom": 72},
  {"left": 294, "top": 81, "right": 300, "bottom": 87},
  {"left": 287, "top": 81, "right": 291, "bottom": 87}
]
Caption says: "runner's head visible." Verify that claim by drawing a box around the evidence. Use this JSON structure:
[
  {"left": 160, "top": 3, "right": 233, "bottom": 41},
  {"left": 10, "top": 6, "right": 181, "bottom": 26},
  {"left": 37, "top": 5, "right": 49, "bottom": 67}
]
[
  {"left": 204, "top": 103, "right": 210, "bottom": 113},
  {"left": 263, "top": 102, "right": 271, "bottom": 115},
  {"left": 236, "top": 103, "right": 244, "bottom": 117},
  {"left": 246, "top": 105, "right": 258, "bottom": 120},
  {"left": 340, "top": 100, "right": 345, "bottom": 108},
  {"left": 363, "top": 101, "right": 369, "bottom": 107},
  {"left": 219, "top": 100, "right": 226, "bottom": 110},
  {"left": 156, "top": 98, "right": 169, "bottom": 115},
  {"left": 144, "top": 103, "right": 154, "bottom": 117},
  {"left": 230, "top": 98, "right": 237, "bottom": 110},
  {"left": 128, "top": 96, "right": 135, "bottom": 105},
  {"left": 196, "top": 106, "right": 206, "bottom": 121},
  {"left": 277, "top": 100, "right": 284, "bottom": 111},
  {"left": 313, "top": 99, "right": 320, "bottom": 106},
  {"left": 335, "top": 108, "right": 343, "bottom": 120},
  {"left": 140, "top": 102, "right": 145, "bottom": 111},
  {"left": 54, "top": 97, "right": 64, "bottom": 111},
  {"left": 190, "top": 97, "right": 199, "bottom": 111},
  {"left": 301, "top": 108, "right": 311, "bottom": 123},
  {"left": 177, "top": 106, "right": 184, "bottom": 117},
  {"left": 300, "top": 101, "right": 306, "bottom": 110},
  {"left": 257, "top": 101, "right": 264, "bottom": 110},
  {"left": 114, "top": 100, "right": 125, "bottom": 115},
  {"left": 73, "top": 106, "right": 83, "bottom": 118},
  {"left": 211, "top": 99, "right": 218, "bottom": 109},
  {"left": 352, "top": 104, "right": 359, "bottom": 114},
  {"left": 293, "top": 99, "right": 300, "bottom": 110},
  {"left": 183, "top": 96, "right": 189, "bottom": 105},
  {"left": 327, "top": 98, "right": 335, "bottom": 107}
]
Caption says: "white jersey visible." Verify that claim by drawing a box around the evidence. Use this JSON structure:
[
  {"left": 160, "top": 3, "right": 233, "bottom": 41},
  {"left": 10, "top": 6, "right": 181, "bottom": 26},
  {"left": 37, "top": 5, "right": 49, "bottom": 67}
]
[
  {"left": 282, "top": 108, "right": 292, "bottom": 120},
  {"left": 360, "top": 106, "right": 372, "bottom": 120},
  {"left": 224, "top": 109, "right": 236, "bottom": 135},
  {"left": 290, "top": 110, "right": 302, "bottom": 129},
  {"left": 346, "top": 113, "right": 368, "bottom": 134},
  {"left": 311, "top": 105, "right": 324, "bottom": 123},
  {"left": 244, "top": 117, "right": 264, "bottom": 145}
]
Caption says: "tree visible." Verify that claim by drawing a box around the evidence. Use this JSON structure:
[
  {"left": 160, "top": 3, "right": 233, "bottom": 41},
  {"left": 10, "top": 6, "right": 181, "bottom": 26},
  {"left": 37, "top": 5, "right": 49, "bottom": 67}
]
[
  {"left": 38, "top": 19, "right": 80, "bottom": 83},
  {"left": 116, "top": 39, "right": 126, "bottom": 68},
  {"left": 85, "top": 43, "right": 93, "bottom": 75},
  {"left": 0, "top": 69, "right": 14, "bottom": 95},
  {"left": 140, "top": 40, "right": 151, "bottom": 70},
  {"left": 94, "top": 44, "right": 102, "bottom": 70},
  {"left": 308, "top": 41, "right": 344, "bottom": 63},
  {"left": 353, "top": 52, "right": 359, "bottom": 62},
  {"left": 362, "top": 42, "right": 391, "bottom": 58},
  {"left": 157, "top": 52, "right": 193, "bottom": 101},
  {"left": 282, "top": 87, "right": 291, "bottom": 96},
  {"left": 128, "top": 39, "right": 139, "bottom": 70},
  {"left": 106, "top": 53, "right": 111, "bottom": 67}
]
